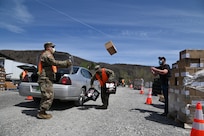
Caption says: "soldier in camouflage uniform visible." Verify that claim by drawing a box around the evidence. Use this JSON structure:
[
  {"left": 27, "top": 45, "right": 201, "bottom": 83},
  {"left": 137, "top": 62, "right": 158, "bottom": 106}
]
[
  {"left": 90, "top": 65, "right": 115, "bottom": 109},
  {"left": 37, "top": 42, "right": 72, "bottom": 119}
]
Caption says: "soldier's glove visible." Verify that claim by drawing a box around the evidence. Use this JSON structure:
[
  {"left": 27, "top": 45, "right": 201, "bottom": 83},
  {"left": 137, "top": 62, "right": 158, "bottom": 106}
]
[{"left": 67, "top": 59, "right": 72, "bottom": 66}]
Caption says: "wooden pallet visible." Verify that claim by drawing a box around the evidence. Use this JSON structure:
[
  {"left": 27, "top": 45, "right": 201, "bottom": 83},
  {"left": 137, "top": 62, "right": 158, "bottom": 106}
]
[
  {"left": 174, "top": 118, "right": 192, "bottom": 129},
  {"left": 168, "top": 111, "right": 193, "bottom": 129},
  {"left": 0, "top": 87, "right": 5, "bottom": 91},
  {"left": 5, "top": 81, "right": 17, "bottom": 90}
]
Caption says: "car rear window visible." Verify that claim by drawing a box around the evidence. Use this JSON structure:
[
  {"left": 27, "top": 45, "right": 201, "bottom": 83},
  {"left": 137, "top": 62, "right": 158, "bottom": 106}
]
[
  {"left": 55, "top": 67, "right": 79, "bottom": 83},
  {"left": 57, "top": 67, "right": 79, "bottom": 74}
]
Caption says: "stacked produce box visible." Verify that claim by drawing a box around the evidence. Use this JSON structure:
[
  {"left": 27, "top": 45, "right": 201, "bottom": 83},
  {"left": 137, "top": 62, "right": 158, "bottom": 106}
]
[
  {"left": 169, "top": 49, "right": 204, "bottom": 124},
  {"left": 0, "top": 67, "right": 6, "bottom": 91}
]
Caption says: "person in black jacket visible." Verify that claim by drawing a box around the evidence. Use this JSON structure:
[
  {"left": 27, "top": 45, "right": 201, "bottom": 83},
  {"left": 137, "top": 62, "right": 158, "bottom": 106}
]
[{"left": 151, "top": 57, "right": 171, "bottom": 116}]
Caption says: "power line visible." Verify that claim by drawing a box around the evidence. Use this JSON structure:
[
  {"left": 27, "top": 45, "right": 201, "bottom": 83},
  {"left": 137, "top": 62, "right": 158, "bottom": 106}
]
[{"left": 35, "top": 0, "right": 111, "bottom": 37}]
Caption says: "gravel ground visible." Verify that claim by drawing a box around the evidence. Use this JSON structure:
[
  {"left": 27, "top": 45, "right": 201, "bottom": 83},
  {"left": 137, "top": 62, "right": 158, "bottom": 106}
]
[{"left": 0, "top": 87, "right": 191, "bottom": 136}]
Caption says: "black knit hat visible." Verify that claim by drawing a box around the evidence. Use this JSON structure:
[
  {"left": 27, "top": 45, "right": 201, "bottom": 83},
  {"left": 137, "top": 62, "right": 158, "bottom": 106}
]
[{"left": 158, "top": 56, "right": 166, "bottom": 61}]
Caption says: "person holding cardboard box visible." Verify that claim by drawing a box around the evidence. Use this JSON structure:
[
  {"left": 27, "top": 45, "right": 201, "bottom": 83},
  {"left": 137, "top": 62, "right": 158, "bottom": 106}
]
[
  {"left": 90, "top": 65, "right": 115, "bottom": 109},
  {"left": 37, "top": 42, "right": 72, "bottom": 119},
  {"left": 151, "top": 57, "right": 171, "bottom": 116}
]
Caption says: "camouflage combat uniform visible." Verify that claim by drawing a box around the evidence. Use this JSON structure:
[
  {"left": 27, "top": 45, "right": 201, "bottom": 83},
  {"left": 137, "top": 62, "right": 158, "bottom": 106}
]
[
  {"left": 38, "top": 50, "right": 72, "bottom": 112},
  {"left": 90, "top": 68, "right": 114, "bottom": 109}
]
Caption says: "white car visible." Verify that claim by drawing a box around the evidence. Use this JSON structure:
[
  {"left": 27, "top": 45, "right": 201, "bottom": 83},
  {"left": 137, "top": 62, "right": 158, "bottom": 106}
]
[{"left": 18, "top": 66, "right": 100, "bottom": 105}]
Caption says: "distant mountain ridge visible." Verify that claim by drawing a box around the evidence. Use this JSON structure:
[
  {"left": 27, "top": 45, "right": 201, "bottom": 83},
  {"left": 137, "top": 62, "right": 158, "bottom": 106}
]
[{"left": 0, "top": 50, "right": 154, "bottom": 84}]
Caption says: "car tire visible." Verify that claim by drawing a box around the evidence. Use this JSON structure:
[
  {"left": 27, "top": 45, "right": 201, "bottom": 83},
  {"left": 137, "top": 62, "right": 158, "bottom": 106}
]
[
  {"left": 78, "top": 96, "right": 84, "bottom": 106},
  {"left": 75, "top": 87, "right": 86, "bottom": 106}
]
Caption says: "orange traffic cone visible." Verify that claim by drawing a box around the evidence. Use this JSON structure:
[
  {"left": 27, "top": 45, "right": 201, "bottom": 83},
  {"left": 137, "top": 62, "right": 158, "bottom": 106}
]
[
  {"left": 26, "top": 96, "right": 33, "bottom": 100},
  {"left": 145, "top": 88, "right": 152, "bottom": 105},
  {"left": 140, "top": 85, "right": 144, "bottom": 94},
  {"left": 190, "top": 102, "right": 204, "bottom": 136}
]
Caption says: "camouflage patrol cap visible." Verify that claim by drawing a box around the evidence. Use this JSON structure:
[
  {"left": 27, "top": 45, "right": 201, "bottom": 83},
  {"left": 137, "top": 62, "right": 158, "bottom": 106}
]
[{"left": 44, "top": 42, "right": 55, "bottom": 49}]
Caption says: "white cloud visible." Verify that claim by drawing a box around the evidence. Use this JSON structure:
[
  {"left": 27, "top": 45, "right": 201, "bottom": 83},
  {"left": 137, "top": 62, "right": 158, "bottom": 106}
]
[
  {"left": 13, "top": 0, "right": 33, "bottom": 23},
  {"left": 0, "top": 23, "right": 24, "bottom": 33},
  {"left": 0, "top": 0, "right": 33, "bottom": 33}
]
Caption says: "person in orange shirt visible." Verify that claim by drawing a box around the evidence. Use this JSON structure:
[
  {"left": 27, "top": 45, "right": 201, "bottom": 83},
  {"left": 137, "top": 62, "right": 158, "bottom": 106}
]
[
  {"left": 90, "top": 65, "right": 114, "bottom": 109},
  {"left": 20, "top": 70, "right": 28, "bottom": 81}
]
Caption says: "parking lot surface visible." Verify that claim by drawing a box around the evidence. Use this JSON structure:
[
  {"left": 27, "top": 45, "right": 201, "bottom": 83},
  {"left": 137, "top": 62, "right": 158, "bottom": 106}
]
[{"left": 0, "top": 87, "right": 190, "bottom": 136}]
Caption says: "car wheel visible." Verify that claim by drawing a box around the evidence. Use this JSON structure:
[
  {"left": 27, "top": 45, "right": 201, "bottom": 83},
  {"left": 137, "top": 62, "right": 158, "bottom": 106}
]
[
  {"left": 75, "top": 88, "right": 86, "bottom": 106},
  {"left": 78, "top": 96, "right": 84, "bottom": 106}
]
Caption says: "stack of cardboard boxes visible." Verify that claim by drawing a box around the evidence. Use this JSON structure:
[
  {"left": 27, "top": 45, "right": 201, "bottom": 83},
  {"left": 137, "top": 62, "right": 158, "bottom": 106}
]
[
  {"left": 0, "top": 66, "right": 17, "bottom": 91},
  {"left": 0, "top": 67, "right": 6, "bottom": 91},
  {"left": 169, "top": 49, "right": 204, "bottom": 124}
]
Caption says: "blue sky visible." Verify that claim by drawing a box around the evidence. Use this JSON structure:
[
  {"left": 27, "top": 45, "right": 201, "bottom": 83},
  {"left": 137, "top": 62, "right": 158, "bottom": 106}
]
[{"left": 0, "top": 0, "right": 204, "bottom": 67}]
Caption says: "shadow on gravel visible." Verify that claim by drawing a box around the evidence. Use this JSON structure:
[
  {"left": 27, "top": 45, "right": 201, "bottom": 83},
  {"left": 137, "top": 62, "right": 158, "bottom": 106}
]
[
  {"left": 129, "top": 108, "right": 183, "bottom": 128},
  {"left": 77, "top": 104, "right": 99, "bottom": 110},
  {"left": 15, "top": 100, "right": 75, "bottom": 117},
  {"left": 50, "top": 100, "right": 75, "bottom": 111},
  {"left": 15, "top": 100, "right": 75, "bottom": 110},
  {"left": 22, "top": 110, "right": 38, "bottom": 117},
  {"left": 151, "top": 104, "right": 164, "bottom": 109},
  {"left": 15, "top": 101, "right": 38, "bottom": 108}
]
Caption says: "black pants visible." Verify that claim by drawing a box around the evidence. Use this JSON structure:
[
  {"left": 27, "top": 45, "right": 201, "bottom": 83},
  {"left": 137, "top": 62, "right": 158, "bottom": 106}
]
[
  {"left": 101, "top": 86, "right": 110, "bottom": 107},
  {"left": 161, "top": 84, "right": 168, "bottom": 114}
]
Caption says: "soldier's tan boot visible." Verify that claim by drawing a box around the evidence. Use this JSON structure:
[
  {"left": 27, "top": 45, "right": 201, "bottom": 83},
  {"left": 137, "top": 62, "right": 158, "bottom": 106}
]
[{"left": 37, "top": 111, "right": 52, "bottom": 119}]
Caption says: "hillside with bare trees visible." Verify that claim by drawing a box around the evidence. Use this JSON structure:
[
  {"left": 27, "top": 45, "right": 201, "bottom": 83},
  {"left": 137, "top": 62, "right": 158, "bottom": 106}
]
[{"left": 0, "top": 50, "right": 155, "bottom": 85}]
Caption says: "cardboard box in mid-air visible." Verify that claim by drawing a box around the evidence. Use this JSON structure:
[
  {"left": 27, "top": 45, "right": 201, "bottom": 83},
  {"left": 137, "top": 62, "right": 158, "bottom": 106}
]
[{"left": 105, "top": 41, "right": 117, "bottom": 55}]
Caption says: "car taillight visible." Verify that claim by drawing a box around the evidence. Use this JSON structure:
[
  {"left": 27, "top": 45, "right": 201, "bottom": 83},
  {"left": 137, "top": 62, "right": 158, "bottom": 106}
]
[{"left": 61, "top": 77, "right": 72, "bottom": 85}]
